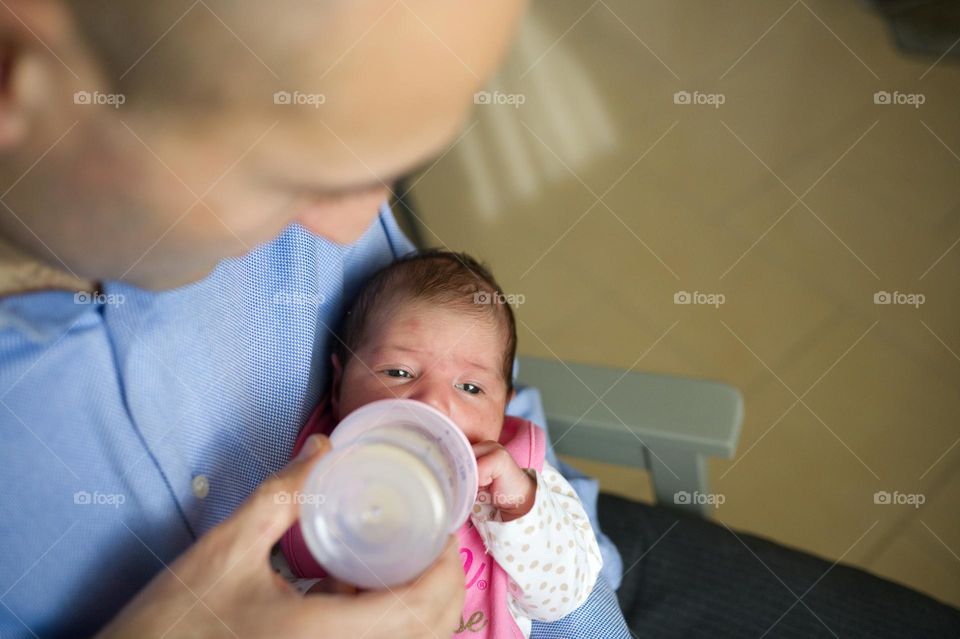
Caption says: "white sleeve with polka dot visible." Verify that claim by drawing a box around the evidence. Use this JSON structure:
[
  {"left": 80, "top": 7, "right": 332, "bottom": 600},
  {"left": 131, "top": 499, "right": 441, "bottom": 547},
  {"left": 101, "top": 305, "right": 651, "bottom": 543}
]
[{"left": 472, "top": 460, "right": 603, "bottom": 623}]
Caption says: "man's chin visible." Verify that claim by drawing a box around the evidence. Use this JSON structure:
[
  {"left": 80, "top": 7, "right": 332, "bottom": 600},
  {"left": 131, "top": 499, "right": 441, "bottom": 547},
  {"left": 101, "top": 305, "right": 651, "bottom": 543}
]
[
  {"left": 114, "top": 262, "right": 219, "bottom": 292},
  {"left": 295, "top": 191, "right": 388, "bottom": 245}
]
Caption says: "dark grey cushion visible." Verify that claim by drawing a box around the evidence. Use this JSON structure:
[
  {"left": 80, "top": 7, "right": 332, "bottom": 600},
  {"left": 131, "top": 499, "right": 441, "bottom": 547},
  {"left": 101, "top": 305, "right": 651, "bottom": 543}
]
[{"left": 598, "top": 492, "right": 960, "bottom": 638}]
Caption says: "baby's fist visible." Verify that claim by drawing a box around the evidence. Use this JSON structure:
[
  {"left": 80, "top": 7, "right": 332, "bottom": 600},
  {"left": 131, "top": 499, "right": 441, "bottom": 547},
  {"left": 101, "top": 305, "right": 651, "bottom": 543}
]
[{"left": 472, "top": 441, "right": 536, "bottom": 522}]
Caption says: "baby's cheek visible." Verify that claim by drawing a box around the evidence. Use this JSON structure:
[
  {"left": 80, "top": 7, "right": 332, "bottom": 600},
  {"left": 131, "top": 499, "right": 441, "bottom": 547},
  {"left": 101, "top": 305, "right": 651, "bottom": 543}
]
[
  {"left": 339, "top": 377, "right": 391, "bottom": 415},
  {"left": 486, "top": 409, "right": 505, "bottom": 440}
]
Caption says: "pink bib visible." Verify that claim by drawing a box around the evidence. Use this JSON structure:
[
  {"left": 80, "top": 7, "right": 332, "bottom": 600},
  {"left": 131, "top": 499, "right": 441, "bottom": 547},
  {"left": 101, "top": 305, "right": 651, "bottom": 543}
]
[{"left": 454, "top": 416, "right": 545, "bottom": 637}]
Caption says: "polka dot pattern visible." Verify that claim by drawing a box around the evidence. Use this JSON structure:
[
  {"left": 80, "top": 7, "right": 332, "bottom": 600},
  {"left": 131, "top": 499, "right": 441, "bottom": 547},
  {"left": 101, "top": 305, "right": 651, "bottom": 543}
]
[{"left": 472, "top": 460, "right": 603, "bottom": 628}]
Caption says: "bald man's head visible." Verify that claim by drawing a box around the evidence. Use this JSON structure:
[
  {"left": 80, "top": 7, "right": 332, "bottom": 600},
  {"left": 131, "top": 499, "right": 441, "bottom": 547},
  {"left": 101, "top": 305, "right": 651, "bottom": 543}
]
[
  {"left": 0, "top": 0, "right": 525, "bottom": 288},
  {"left": 64, "top": 2, "right": 344, "bottom": 108},
  {"left": 64, "top": 1, "right": 234, "bottom": 107}
]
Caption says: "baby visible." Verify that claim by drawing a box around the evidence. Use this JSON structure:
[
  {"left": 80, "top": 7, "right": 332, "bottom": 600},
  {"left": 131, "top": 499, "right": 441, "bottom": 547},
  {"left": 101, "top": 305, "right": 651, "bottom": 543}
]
[{"left": 280, "top": 249, "right": 602, "bottom": 638}]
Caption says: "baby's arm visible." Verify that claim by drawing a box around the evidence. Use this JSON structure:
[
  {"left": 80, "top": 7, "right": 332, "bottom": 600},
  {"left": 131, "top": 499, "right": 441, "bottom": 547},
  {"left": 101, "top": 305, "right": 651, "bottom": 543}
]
[{"left": 473, "top": 461, "right": 602, "bottom": 622}]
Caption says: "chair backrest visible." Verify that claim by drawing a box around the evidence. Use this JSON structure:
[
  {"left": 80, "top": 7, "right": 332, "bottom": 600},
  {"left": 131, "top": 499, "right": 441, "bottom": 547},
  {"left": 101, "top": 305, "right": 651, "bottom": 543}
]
[{"left": 516, "top": 356, "right": 743, "bottom": 516}]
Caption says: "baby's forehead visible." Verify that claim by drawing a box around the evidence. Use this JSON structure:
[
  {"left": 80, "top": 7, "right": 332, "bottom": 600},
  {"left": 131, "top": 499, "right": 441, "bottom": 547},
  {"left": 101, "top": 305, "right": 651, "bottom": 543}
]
[
  {"left": 375, "top": 297, "right": 499, "bottom": 334},
  {"left": 366, "top": 296, "right": 507, "bottom": 354}
]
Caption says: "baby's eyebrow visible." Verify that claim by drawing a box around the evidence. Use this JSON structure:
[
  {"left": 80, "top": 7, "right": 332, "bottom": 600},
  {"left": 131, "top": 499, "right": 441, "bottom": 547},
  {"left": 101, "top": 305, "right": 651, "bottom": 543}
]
[
  {"left": 378, "top": 344, "right": 420, "bottom": 357},
  {"left": 462, "top": 358, "right": 496, "bottom": 376}
]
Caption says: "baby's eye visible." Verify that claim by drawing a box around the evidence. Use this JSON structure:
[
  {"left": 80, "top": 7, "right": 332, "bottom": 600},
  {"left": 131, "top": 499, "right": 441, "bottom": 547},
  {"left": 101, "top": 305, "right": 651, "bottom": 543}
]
[
  {"left": 384, "top": 369, "right": 413, "bottom": 379},
  {"left": 456, "top": 382, "right": 484, "bottom": 395}
]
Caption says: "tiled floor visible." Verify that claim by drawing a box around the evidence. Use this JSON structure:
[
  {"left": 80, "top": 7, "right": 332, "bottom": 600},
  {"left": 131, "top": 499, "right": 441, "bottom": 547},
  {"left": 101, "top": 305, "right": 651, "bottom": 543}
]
[{"left": 407, "top": 0, "right": 960, "bottom": 608}]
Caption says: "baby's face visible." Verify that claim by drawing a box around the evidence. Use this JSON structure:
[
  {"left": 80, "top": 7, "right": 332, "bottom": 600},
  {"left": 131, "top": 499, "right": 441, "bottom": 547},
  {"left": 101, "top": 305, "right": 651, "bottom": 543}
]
[{"left": 332, "top": 299, "right": 513, "bottom": 444}]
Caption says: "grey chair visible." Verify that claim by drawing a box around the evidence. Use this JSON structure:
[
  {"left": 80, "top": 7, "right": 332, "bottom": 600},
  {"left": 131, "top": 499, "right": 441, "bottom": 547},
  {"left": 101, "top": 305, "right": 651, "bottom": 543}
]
[
  {"left": 516, "top": 356, "right": 959, "bottom": 638},
  {"left": 516, "top": 355, "right": 742, "bottom": 517}
]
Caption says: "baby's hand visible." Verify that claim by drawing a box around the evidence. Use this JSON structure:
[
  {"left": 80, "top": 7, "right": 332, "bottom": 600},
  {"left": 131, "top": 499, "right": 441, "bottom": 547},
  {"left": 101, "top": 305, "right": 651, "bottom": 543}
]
[{"left": 472, "top": 441, "right": 536, "bottom": 522}]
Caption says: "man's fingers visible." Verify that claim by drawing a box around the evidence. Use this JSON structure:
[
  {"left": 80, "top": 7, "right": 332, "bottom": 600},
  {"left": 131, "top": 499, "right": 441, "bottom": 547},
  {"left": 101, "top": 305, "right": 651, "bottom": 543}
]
[
  {"left": 307, "top": 577, "right": 359, "bottom": 596},
  {"left": 297, "top": 537, "right": 464, "bottom": 637},
  {"left": 344, "top": 536, "right": 465, "bottom": 636},
  {"left": 216, "top": 434, "right": 332, "bottom": 558}
]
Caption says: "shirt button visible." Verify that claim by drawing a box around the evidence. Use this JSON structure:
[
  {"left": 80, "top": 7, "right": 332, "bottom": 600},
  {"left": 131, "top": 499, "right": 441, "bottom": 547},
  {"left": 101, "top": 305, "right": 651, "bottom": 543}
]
[{"left": 192, "top": 474, "right": 210, "bottom": 499}]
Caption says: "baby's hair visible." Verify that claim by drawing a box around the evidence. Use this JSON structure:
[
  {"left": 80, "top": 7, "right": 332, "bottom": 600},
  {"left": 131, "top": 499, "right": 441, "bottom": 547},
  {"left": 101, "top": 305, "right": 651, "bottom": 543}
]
[{"left": 332, "top": 248, "right": 517, "bottom": 394}]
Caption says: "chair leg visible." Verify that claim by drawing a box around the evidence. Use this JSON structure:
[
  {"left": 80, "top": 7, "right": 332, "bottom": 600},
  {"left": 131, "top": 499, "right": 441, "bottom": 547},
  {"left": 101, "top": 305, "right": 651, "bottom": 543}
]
[{"left": 646, "top": 447, "right": 712, "bottom": 516}]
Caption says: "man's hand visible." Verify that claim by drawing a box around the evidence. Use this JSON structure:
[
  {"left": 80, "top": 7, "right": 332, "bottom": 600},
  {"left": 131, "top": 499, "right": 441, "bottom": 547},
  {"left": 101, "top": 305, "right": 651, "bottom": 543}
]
[
  {"left": 97, "top": 435, "right": 465, "bottom": 639},
  {"left": 472, "top": 441, "right": 537, "bottom": 522}
]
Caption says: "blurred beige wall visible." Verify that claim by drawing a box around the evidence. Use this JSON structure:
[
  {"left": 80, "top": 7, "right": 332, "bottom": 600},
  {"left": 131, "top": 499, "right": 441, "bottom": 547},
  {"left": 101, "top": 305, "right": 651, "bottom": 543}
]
[{"left": 407, "top": 0, "right": 960, "bottom": 608}]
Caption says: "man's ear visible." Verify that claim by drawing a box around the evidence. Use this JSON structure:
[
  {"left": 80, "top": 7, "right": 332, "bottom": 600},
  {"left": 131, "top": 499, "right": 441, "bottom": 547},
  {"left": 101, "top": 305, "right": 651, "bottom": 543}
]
[
  {"left": 0, "top": 1, "right": 84, "bottom": 150},
  {"left": 330, "top": 352, "right": 344, "bottom": 419},
  {"left": 507, "top": 387, "right": 516, "bottom": 406},
  {"left": 0, "top": 37, "right": 32, "bottom": 149}
]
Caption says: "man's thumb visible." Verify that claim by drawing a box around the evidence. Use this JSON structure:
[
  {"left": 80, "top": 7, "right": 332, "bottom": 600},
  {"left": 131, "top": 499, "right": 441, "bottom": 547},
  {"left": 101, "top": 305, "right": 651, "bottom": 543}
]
[{"left": 221, "top": 434, "right": 331, "bottom": 554}]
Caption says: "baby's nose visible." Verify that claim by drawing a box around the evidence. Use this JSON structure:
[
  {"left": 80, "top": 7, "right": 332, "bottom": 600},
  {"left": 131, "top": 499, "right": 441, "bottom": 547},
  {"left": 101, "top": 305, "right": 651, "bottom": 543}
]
[{"left": 406, "top": 384, "right": 452, "bottom": 419}]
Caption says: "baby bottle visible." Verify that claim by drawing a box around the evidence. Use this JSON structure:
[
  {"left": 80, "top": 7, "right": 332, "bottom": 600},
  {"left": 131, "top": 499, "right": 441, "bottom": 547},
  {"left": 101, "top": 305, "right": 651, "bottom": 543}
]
[{"left": 298, "top": 398, "right": 478, "bottom": 589}]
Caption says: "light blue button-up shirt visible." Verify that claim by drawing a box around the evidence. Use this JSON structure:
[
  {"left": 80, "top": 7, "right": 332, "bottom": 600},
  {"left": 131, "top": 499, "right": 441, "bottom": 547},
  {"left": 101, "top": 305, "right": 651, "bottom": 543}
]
[{"left": 0, "top": 205, "right": 628, "bottom": 638}]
